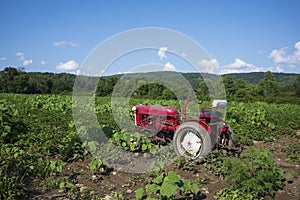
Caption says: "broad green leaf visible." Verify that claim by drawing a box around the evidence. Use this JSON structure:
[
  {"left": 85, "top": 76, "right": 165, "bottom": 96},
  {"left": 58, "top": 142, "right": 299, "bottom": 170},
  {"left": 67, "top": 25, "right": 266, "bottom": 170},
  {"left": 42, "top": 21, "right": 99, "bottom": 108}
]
[
  {"left": 165, "top": 171, "right": 180, "bottom": 183},
  {"left": 136, "top": 188, "right": 144, "bottom": 200},
  {"left": 191, "top": 183, "right": 199, "bottom": 195},
  {"left": 160, "top": 182, "right": 177, "bottom": 198},
  {"left": 142, "top": 144, "right": 147, "bottom": 151},
  {"left": 152, "top": 173, "right": 164, "bottom": 184},
  {"left": 146, "top": 184, "right": 160, "bottom": 194},
  {"left": 150, "top": 148, "right": 157, "bottom": 154},
  {"left": 59, "top": 182, "right": 65, "bottom": 189}
]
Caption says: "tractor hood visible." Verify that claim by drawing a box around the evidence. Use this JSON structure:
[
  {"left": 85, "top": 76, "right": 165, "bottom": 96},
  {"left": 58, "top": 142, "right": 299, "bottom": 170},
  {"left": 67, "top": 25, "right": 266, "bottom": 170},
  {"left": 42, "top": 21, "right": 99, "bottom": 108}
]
[{"left": 133, "top": 105, "right": 178, "bottom": 116}]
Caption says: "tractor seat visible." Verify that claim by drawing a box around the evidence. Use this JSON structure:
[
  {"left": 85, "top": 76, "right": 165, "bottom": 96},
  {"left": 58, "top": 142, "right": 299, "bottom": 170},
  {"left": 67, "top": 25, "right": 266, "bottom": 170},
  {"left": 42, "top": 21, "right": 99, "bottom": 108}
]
[{"left": 199, "top": 110, "right": 222, "bottom": 119}]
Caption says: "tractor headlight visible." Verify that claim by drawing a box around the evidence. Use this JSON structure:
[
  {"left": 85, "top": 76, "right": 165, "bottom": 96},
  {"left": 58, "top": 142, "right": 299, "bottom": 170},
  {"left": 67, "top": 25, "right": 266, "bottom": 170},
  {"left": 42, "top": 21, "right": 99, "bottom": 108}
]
[{"left": 132, "top": 106, "right": 137, "bottom": 111}]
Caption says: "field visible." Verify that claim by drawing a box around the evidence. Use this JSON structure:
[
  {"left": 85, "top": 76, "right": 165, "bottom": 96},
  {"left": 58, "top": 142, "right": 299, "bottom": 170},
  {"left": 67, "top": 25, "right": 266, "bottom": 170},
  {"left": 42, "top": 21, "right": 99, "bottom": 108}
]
[{"left": 1, "top": 94, "right": 300, "bottom": 200}]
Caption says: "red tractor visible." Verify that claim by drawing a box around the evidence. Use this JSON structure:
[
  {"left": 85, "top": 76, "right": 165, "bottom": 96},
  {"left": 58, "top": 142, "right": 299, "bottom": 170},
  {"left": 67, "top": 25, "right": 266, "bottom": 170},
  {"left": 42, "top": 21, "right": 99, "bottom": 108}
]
[{"left": 132, "top": 99, "right": 241, "bottom": 159}]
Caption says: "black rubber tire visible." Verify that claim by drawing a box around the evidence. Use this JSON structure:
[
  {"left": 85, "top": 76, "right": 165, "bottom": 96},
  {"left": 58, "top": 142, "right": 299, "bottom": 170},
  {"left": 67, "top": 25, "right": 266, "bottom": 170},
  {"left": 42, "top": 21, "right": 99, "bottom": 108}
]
[{"left": 173, "top": 122, "right": 212, "bottom": 160}]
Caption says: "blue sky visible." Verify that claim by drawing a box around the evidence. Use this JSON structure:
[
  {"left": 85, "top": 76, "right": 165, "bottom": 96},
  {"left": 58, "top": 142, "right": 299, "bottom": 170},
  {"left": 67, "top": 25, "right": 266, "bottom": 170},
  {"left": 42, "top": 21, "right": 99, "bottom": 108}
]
[{"left": 0, "top": 0, "right": 299, "bottom": 74}]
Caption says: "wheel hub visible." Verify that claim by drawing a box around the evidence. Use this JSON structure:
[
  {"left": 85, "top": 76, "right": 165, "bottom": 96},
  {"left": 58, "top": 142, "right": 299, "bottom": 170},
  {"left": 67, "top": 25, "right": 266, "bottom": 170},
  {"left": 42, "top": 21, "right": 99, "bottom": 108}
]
[{"left": 181, "top": 131, "right": 201, "bottom": 156}]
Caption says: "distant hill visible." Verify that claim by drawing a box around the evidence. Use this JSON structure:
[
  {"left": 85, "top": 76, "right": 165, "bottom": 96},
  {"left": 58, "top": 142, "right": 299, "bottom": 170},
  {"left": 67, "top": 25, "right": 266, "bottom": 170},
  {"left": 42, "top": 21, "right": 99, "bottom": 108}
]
[
  {"left": 223, "top": 72, "right": 298, "bottom": 85},
  {"left": 107, "top": 71, "right": 299, "bottom": 85}
]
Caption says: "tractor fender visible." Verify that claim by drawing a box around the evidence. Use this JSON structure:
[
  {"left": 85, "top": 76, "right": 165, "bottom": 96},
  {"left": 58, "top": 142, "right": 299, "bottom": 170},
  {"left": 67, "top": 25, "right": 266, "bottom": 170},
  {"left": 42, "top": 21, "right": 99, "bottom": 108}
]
[{"left": 184, "top": 119, "right": 211, "bottom": 134}]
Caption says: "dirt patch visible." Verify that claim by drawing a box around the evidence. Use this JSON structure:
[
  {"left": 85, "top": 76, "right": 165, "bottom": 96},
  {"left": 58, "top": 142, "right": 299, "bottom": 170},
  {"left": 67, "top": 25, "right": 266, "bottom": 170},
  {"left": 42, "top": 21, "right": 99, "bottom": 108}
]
[{"left": 61, "top": 156, "right": 229, "bottom": 200}]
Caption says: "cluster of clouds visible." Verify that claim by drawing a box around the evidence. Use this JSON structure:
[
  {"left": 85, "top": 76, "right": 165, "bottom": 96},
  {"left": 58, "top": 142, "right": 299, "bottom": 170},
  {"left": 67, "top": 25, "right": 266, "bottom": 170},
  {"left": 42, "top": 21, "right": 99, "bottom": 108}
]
[
  {"left": 16, "top": 52, "right": 33, "bottom": 66},
  {"left": 157, "top": 47, "right": 176, "bottom": 71},
  {"left": 14, "top": 52, "right": 47, "bottom": 67},
  {"left": 0, "top": 40, "right": 80, "bottom": 72},
  {"left": 1, "top": 40, "right": 299, "bottom": 75},
  {"left": 157, "top": 41, "right": 300, "bottom": 74},
  {"left": 205, "top": 58, "right": 265, "bottom": 74},
  {"left": 210, "top": 41, "right": 300, "bottom": 74},
  {"left": 53, "top": 41, "right": 80, "bottom": 73},
  {"left": 269, "top": 41, "right": 300, "bottom": 71}
]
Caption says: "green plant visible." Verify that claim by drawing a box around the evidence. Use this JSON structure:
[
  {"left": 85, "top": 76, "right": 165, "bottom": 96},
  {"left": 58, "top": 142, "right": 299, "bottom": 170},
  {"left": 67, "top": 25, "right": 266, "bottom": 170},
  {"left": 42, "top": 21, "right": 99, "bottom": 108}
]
[
  {"left": 110, "top": 191, "right": 125, "bottom": 200},
  {"left": 215, "top": 188, "right": 254, "bottom": 200},
  {"left": 206, "top": 148, "right": 285, "bottom": 199},
  {"left": 59, "top": 181, "right": 74, "bottom": 191},
  {"left": 112, "top": 130, "right": 156, "bottom": 153},
  {"left": 149, "top": 161, "right": 165, "bottom": 175},
  {"left": 0, "top": 171, "right": 27, "bottom": 200},
  {"left": 173, "top": 157, "right": 197, "bottom": 172},
  {"left": 90, "top": 157, "right": 106, "bottom": 174},
  {"left": 203, "top": 151, "right": 228, "bottom": 178},
  {"left": 283, "top": 144, "right": 300, "bottom": 163},
  {"left": 136, "top": 171, "right": 200, "bottom": 199},
  {"left": 49, "top": 159, "right": 65, "bottom": 176}
]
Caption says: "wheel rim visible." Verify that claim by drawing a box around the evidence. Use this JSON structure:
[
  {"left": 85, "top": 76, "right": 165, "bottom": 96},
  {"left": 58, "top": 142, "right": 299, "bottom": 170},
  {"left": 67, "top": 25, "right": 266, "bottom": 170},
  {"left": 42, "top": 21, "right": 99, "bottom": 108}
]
[{"left": 178, "top": 129, "right": 203, "bottom": 159}]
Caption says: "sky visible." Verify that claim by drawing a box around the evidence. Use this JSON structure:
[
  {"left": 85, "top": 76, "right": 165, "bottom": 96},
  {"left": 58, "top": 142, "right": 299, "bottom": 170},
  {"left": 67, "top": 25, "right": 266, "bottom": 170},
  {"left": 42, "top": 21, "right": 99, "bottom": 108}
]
[{"left": 0, "top": 0, "right": 300, "bottom": 75}]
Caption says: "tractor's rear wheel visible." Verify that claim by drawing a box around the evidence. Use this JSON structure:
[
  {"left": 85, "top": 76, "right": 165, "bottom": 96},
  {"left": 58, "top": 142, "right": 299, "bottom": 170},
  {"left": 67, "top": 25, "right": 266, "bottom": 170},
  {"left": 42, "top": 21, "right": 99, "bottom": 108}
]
[{"left": 173, "top": 122, "right": 212, "bottom": 160}]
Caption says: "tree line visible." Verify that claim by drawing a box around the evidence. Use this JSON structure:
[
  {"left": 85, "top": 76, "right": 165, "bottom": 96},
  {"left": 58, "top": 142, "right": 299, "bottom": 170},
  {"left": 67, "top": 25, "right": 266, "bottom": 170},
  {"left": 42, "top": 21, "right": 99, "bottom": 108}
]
[
  {"left": 0, "top": 67, "right": 75, "bottom": 94},
  {"left": 1, "top": 67, "right": 299, "bottom": 103}
]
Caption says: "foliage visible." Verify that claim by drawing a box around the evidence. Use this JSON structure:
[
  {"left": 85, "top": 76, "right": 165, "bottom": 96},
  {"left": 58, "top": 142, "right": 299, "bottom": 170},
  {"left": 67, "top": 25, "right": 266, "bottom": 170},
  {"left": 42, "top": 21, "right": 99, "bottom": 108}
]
[
  {"left": 283, "top": 144, "right": 300, "bottom": 163},
  {"left": 49, "top": 159, "right": 65, "bottom": 176},
  {"left": 90, "top": 157, "right": 106, "bottom": 174},
  {"left": 0, "top": 170, "right": 27, "bottom": 200},
  {"left": 136, "top": 171, "right": 200, "bottom": 199},
  {"left": 173, "top": 157, "right": 197, "bottom": 172},
  {"left": 0, "top": 94, "right": 86, "bottom": 198},
  {"left": 0, "top": 93, "right": 299, "bottom": 199},
  {"left": 111, "top": 130, "right": 156, "bottom": 153},
  {"left": 226, "top": 101, "right": 300, "bottom": 145},
  {"left": 204, "top": 148, "right": 285, "bottom": 199},
  {"left": 215, "top": 188, "right": 254, "bottom": 200}
]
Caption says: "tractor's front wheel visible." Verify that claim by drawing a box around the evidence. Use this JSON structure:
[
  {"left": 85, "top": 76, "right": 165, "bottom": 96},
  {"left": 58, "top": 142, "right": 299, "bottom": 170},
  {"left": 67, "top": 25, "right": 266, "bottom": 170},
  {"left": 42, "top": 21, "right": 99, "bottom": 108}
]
[{"left": 173, "top": 122, "right": 212, "bottom": 160}]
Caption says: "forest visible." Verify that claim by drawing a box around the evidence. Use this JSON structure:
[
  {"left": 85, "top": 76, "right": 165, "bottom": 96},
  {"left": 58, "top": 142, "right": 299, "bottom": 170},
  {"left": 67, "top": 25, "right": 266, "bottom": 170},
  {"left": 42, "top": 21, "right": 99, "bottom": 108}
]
[{"left": 1, "top": 67, "right": 299, "bottom": 104}]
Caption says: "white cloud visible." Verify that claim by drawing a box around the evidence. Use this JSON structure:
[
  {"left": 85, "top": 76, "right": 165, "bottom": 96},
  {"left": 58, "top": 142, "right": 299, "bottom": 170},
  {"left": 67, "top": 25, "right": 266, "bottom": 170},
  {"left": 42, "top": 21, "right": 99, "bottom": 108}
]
[
  {"left": 275, "top": 65, "right": 284, "bottom": 72},
  {"left": 294, "top": 41, "right": 300, "bottom": 63},
  {"left": 164, "top": 62, "right": 176, "bottom": 71},
  {"left": 225, "top": 58, "right": 255, "bottom": 69},
  {"left": 68, "top": 70, "right": 81, "bottom": 75},
  {"left": 158, "top": 47, "right": 168, "bottom": 60},
  {"left": 16, "top": 52, "right": 32, "bottom": 66},
  {"left": 53, "top": 41, "right": 79, "bottom": 48},
  {"left": 41, "top": 60, "right": 47, "bottom": 65},
  {"left": 22, "top": 59, "right": 33, "bottom": 66},
  {"left": 198, "top": 58, "right": 219, "bottom": 74},
  {"left": 269, "top": 41, "right": 300, "bottom": 68},
  {"left": 198, "top": 58, "right": 219, "bottom": 68},
  {"left": 16, "top": 52, "right": 25, "bottom": 61},
  {"left": 220, "top": 58, "right": 262, "bottom": 74},
  {"left": 56, "top": 60, "right": 79, "bottom": 71},
  {"left": 269, "top": 48, "right": 292, "bottom": 64},
  {"left": 0, "top": 57, "right": 6, "bottom": 61}
]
